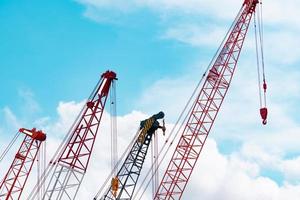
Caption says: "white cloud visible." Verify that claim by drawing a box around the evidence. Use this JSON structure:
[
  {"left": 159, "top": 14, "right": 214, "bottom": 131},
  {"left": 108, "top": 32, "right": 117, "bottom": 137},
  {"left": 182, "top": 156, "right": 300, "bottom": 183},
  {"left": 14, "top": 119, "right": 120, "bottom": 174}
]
[
  {"left": 1, "top": 98, "right": 300, "bottom": 199},
  {"left": 41, "top": 102, "right": 299, "bottom": 199},
  {"left": 75, "top": 0, "right": 300, "bottom": 67},
  {"left": 162, "top": 23, "right": 226, "bottom": 47},
  {"left": 36, "top": 100, "right": 86, "bottom": 138},
  {"left": 55, "top": 101, "right": 300, "bottom": 199},
  {"left": 18, "top": 87, "right": 41, "bottom": 114},
  {"left": 76, "top": 0, "right": 300, "bottom": 27},
  {"left": 136, "top": 75, "right": 197, "bottom": 121},
  {"left": 0, "top": 100, "right": 151, "bottom": 199},
  {"left": 183, "top": 139, "right": 300, "bottom": 200},
  {"left": 265, "top": 30, "right": 300, "bottom": 64},
  {"left": 262, "top": 0, "right": 300, "bottom": 28},
  {"left": 2, "top": 107, "right": 22, "bottom": 130},
  {"left": 236, "top": 143, "right": 300, "bottom": 184},
  {"left": 280, "top": 156, "right": 300, "bottom": 184}
]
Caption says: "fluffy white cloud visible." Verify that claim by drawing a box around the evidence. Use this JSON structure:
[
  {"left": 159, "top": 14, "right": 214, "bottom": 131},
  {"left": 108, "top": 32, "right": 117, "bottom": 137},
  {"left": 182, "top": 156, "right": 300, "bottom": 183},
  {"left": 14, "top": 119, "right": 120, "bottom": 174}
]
[
  {"left": 262, "top": 0, "right": 300, "bottom": 28},
  {"left": 280, "top": 156, "right": 300, "bottom": 184},
  {"left": 162, "top": 24, "right": 226, "bottom": 47},
  {"left": 40, "top": 102, "right": 300, "bottom": 199},
  {"left": 1, "top": 99, "right": 299, "bottom": 199},
  {"left": 18, "top": 87, "right": 41, "bottom": 115},
  {"left": 2, "top": 107, "right": 22, "bottom": 130},
  {"left": 136, "top": 75, "right": 197, "bottom": 121},
  {"left": 183, "top": 139, "right": 300, "bottom": 200},
  {"left": 76, "top": 0, "right": 300, "bottom": 26},
  {"left": 76, "top": 0, "right": 300, "bottom": 65},
  {"left": 43, "top": 100, "right": 86, "bottom": 137}
]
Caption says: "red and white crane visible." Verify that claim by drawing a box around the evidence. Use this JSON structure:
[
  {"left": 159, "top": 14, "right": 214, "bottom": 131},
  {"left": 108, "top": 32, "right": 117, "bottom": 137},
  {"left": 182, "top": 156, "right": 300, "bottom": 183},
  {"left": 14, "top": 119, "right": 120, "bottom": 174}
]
[
  {"left": 153, "top": 0, "right": 267, "bottom": 199},
  {"left": 0, "top": 128, "right": 46, "bottom": 200},
  {"left": 27, "top": 70, "right": 117, "bottom": 200}
]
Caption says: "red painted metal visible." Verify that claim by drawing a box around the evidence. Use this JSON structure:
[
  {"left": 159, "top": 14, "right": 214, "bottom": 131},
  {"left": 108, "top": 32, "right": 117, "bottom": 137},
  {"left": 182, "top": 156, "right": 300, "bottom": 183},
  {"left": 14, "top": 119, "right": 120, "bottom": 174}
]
[
  {"left": 263, "top": 81, "right": 267, "bottom": 93},
  {"left": 41, "top": 70, "right": 117, "bottom": 200},
  {"left": 57, "top": 70, "right": 116, "bottom": 172},
  {"left": 0, "top": 129, "right": 46, "bottom": 200},
  {"left": 19, "top": 128, "right": 46, "bottom": 141},
  {"left": 260, "top": 107, "right": 268, "bottom": 125},
  {"left": 154, "top": 1, "right": 258, "bottom": 199}
]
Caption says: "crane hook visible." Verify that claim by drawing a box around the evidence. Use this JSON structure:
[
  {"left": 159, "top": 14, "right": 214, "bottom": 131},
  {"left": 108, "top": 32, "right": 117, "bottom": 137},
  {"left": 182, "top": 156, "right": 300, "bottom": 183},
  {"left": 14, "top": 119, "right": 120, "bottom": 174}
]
[
  {"left": 260, "top": 107, "right": 268, "bottom": 125},
  {"left": 262, "top": 119, "right": 267, "bottom": 125}
]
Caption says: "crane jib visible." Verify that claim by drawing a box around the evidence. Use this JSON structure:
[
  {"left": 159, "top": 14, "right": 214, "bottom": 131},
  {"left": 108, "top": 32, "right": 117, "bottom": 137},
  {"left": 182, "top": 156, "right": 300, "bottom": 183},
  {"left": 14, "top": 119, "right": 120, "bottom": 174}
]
[{"left": 154, "top": 1, "right": 260, "bottom": 199}]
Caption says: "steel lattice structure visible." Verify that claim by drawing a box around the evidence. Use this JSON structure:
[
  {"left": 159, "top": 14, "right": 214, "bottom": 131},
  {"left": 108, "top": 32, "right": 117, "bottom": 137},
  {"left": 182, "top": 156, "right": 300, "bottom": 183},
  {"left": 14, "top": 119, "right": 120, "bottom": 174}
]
[
  {"left": 101, "top": 112, "right": 165, "bottom": 200},
  {"left": 0, "top": 128, "right": 46, "bottom": 200},
  {"left": 42, "top": 71, "right": 117, "bottom": 200},
  {"left": 101, "top": 132, "right": 153, "bottom": 200},
  {"left": 154, "top": 1, "right": 259, "bottom": 199}
]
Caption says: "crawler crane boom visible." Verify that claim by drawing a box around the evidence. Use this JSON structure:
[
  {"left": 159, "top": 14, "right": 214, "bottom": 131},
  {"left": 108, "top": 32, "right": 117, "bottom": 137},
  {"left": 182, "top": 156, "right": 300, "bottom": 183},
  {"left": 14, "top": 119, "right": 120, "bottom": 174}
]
[
  {"left": 96, "top": 112, "right": 165, "bottom": 200},
  {"left": 27, "top": 70, "right": 117, "bottom": 200},
  {"left": 0, "top": 128, "right": 46, "bottom": 200},
  {"left": 154, "top": 1, "right": 260, "bottom": 199}
]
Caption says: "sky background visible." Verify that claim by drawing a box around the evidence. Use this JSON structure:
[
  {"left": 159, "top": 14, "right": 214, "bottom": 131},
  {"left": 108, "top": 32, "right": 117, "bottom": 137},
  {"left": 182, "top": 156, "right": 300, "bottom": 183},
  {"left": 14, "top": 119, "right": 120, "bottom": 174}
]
[{"left": 0, "top": 0, "right": 300, "bottom": 199}]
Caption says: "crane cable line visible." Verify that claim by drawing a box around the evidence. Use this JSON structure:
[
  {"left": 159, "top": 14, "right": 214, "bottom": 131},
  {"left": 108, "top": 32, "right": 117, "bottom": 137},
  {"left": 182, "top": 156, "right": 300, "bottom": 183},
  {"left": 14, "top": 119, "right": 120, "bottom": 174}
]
[
  {"left": 110, "top": 80, "right": 118, "bottom": 177},
  {"left": 151, "top": 132, "right": 159, "bottom": 199},
  {"left": 37, "top": 141, "right": 47, "bottom": 199},
  {"left": 0, "top": 131, "right": 20, "bottom": 189},
  {"left": 254, "top": 11, "right": 263, "bottom": 108},
  {"left": 254, "top": 0, "right": 268, "bottom": 125},
  {"left": 93, "top": 126, "right": 143, "bottom": 199},
  {"left": 0, "top": 131, "right": 20, "bottom": 163},
  {"left": 258, "top": 1, "right": 267, "bottom": 107},
  {"left": 110, "top": 80, "right": 119, "bottom": 198}
]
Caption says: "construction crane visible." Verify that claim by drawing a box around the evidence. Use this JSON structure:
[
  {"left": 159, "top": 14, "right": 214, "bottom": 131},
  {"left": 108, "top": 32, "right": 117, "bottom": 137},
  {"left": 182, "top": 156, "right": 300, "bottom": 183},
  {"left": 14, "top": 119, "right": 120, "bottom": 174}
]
[
  {"left": 93, "top": 112, "right": 166, "bottom": 200},
  {"left": 0, "top": 128, "right": 46, "bottom": 200},
  {"left": 152, "top": 0, "right": 267, "bottom": 199},
  {"left": 27, "top": 70, "right": 117, "bottom": 200}
]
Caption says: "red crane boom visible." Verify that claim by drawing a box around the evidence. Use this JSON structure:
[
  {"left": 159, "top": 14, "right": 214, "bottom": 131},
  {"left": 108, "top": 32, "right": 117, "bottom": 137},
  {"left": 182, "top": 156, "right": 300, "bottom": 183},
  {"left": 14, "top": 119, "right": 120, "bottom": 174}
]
[
  {"left": 0, "top": 128, "right": 46, "bottom": 200},
  {"left": 27, "top": 70, "right": 117, "bottom": 200},
  {"left": 43, "top": 71, "right": 116, "bottom": 200},
  {"left": 154, "top": 1, "right": 259, "bottom": 199}
]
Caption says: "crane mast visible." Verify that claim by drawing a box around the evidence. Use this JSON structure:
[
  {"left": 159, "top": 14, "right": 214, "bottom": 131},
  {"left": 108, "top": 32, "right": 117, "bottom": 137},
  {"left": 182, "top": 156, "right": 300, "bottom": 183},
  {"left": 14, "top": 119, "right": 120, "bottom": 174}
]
[
  {"left": 154, "top": 0, "right": 259, "bottom": 199},
  {"left": 99, "top": 112, "right": 165, "bottom": 200},
  {"left": 0, "top": 128, "right": 46, "bottom": 200}
]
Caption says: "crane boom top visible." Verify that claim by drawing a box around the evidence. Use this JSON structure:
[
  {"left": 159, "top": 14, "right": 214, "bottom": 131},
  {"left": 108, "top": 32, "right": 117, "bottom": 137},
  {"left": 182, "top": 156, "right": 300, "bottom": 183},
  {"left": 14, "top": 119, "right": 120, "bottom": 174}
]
[
  {"left": 0, "top": 128, "right": 46, "bottom": 200},
  {"left": 19, "top": 128, "right": 46, "bottom": 141}
]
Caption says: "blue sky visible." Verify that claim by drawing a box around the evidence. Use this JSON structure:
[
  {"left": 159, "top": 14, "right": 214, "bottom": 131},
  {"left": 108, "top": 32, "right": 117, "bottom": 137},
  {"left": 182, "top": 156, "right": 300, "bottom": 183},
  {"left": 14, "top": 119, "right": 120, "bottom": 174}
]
[
  {"left": 1, "top": 0, "right": 300, "bottom": 199},
  {"left": 0, "top": 0, "right": 202, "bottom": 118}
]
